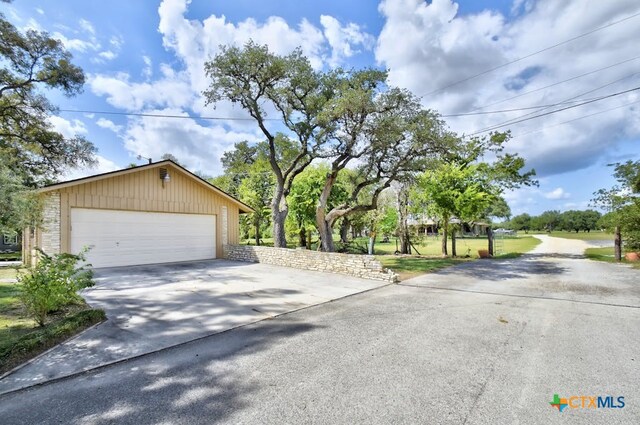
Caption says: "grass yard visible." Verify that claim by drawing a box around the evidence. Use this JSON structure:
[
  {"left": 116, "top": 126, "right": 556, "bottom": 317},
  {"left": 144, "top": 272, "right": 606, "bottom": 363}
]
[
  {"left": 533, "top": 231, "right": 614, "bottom": 241},
  {"left": 585, "top": 247, "right": 640, "bottom": 269},
  {"left": 0, "top": 267, "right": 18, "bottom": 280},
  {"left": 378, "top": 256, "right": 471, "bottom": 281},
  {"left": 0, "top": 277, "right": 105, "bottom": 374},
  {"left": 357, "top": 235, "right": 541, "bottom": 256}
]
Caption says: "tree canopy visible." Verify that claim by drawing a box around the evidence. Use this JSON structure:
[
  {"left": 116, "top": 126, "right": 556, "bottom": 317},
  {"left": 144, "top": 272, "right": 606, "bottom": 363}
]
[{"left": 1, "top": 12, "right": 95, "bottom": 233}]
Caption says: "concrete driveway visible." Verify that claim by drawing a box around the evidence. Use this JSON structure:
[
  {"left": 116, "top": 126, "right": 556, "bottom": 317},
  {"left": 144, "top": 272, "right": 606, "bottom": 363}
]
[{"left": 0, "top": 260, "right": 388, "bottom": 394}]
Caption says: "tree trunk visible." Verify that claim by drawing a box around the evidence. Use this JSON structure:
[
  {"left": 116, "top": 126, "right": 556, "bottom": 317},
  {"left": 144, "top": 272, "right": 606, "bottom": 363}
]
[
  {"left": 441, "top": 224, "right": 448, "bottom": 257},
  {"left": 614, "top": 226, "right": 622, "bottom": 261},
  {"left": 316, "top": 173, "right": 338, "bottom": 252},
  {"left": 451, "top": 229, "right": 457, "bottom": 257},
  {"left": 255, "top": 220, "right": 261, "bottom": 246},
  {"left": 340, "top": 218, "right": 350, "bottom": 243},
  {"left": 298, "top": 225, "right": 307, "bottom": 248},
  {"left": 271, "top": 187, "right": 288, "bottom": 248},
  {"left": 397, "top": 185, "right": 411, "bottom": 254},
  {"left": 368, "top": 233, "right": 376, "bottom": 255},
  {"left": 487, "top": 226, "right": 494, "bottom": 257},
  {"left": 306, "top": 229, "right": 312, "bottom": 250}
]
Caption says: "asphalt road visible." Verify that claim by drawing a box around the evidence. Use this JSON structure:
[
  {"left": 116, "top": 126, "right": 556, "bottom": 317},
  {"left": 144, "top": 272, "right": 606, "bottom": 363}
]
[{"left": 0, "top": 238, "right": 638, "bottom": 424}]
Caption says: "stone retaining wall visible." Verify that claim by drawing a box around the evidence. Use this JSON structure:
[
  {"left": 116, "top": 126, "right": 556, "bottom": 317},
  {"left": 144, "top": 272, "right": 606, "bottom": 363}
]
[{"left": 224, "top": 245, "right": 398, "bottom": 283}]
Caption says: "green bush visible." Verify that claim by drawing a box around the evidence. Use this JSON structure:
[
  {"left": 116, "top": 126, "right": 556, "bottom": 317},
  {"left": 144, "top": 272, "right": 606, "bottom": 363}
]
[{"left": 18, "top": 249, "right": 94, "bottom": 326}]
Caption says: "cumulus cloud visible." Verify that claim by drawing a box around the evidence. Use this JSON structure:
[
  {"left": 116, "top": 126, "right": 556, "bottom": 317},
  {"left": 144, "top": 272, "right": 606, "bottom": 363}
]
[
  {"left": 122, "top": 108, "right": 263, "bottom": 175},
  {"left": 544, "top": 187, "right": 571, "bottom": 200},
  {"left": 96, "top": 118, "right": 123, "bottom": 134},
  {"left": 63, "top": 155, "right": 121, "bottom": 181},
  {"left": 48, "top": 116, "right": 88, "bottom": 138},
  {"left": 375, "top": 0, "right": 640, "bottom": 177},
  {"left": 89, "top": 71, "right": 194, "bottom": 111},
  {"left": 142, "top": 56, "right": 153, "bottom": 80},
  {"left": 320, "top": 15, "right": 375, "bottom": 67},
  {"left": 78, "top": 18, "right": 95, "bottom": 35}
]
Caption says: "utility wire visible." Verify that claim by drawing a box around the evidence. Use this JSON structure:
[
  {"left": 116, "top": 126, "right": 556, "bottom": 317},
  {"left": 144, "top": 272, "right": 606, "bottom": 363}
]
[
  {"left": 466, "top": 85, "right": 640, "bottom": 136},
  {"left": 420, "top": 10, "right": 640, "bottom": 97},
  {"left": 439, "top": 95, "right": 626, "bottom": 116},
  {"left": 58, "top": 93, "right": 628, "bottom": 122},
  {"left": 466, "top": 55, "right": 640, "bottom": 112},
  {"left": 510, "top": 100, "right": 640, "bottom": 139},
  {"left": 58, "top": 109, "right": 281, "bottom": 121},
  {"left": 469, "top": 72, "right": 640, "bottom": 134}
]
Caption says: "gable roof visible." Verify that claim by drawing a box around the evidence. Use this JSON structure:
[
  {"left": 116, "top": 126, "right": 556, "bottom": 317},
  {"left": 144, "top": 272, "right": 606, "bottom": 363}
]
[{"left": 40, "top": 160, "right": 254, "bottom": 213}]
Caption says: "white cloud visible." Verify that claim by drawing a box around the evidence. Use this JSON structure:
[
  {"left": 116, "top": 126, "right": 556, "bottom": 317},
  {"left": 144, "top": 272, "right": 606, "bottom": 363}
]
[
  {"left": 375, "top": 0, "right": 640, "bottom": 177},
  {"left": 52, "top": 31, "right": 100, "bottom": 52},
  {"left": 79, "top": 18, "right": 95, "bottom": 35},
  {"left": 96, "top": 118, "right": 123, "bottom": 134},
  {"left": 320, "top": 15, "right": 375, "bottom": 67},
  {"left": 89, "top": 71, "right": 194, "bottom": 111},
  {"left": 142, "top": 56, "right": 153, "bottom": 80},
  {"left": 544, "top": 187, "right": 571, "bottom": 200},
  {"left": 156, "top": 0, "right": 373, "bottom": 95},
  {"left": 98, "top": 50, "right": 117, "bottom": 61},
  {"left": 35, "top": 8, "right": 44, "bottom": 15},
  {"left": 48, "top": 116, "right": 88, "bottom": 138},
  {"left": 63, "top": 155, "right": 121, "bottom": 181},
  {"left": 110, "top": 35, "right": 124, "bottom": 49},
  {"left": 122, "top": 108, "right": 262, "bottom": 175}
]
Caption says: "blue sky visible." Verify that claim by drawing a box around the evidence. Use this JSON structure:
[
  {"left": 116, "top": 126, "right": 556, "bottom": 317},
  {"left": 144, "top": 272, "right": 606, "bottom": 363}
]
[{"left": 4, "top": 0, "right": 639, "bottom": 216}]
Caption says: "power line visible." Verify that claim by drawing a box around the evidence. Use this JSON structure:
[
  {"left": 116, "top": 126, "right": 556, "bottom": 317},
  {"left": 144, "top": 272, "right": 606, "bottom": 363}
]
[
  {"left": 466, "top": 85, "right": 640, "bottom": 136},
  {"left": 469, "top": 72, "right": 640, "bottom": 134},
  {"left": 467, "top": 55, "right": 640, "bottom": 112},
  {"left": 511, "top": 100, "right": 640, "bottom": 139},
  {"left": 58, "top": 108, "right": 281, "bottom": 121},
  {"left": 439, "top": 95, "right": 621, "bottom": 117},
  {"left": 420, "top": 10, "right": 640, "bottom": 98}
]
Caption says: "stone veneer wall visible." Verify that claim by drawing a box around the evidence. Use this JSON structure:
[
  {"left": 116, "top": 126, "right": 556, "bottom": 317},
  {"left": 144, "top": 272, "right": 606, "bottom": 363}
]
[
  {"left": 224, "top": 245, "right": 398, "bottom": 283},
  {"left": 41, "top": 191, "right": 61, "bottom": 254}
]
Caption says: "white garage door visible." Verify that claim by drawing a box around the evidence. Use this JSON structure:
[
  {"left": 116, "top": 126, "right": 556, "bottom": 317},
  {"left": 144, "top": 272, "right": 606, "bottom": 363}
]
[{"left": 70, "top": 208, "right": 216, "bottom": 268}]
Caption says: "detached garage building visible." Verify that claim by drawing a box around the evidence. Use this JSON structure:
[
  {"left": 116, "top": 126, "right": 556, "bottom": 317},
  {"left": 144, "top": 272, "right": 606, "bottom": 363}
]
[{"left": 23, "top": 160, "right": 252, "bottom": 268}]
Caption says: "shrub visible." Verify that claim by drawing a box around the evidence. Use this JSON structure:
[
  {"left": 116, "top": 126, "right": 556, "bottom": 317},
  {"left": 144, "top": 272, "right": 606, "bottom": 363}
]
[{"left": 18, "top": 249, "right": 94, "bottom": 326}]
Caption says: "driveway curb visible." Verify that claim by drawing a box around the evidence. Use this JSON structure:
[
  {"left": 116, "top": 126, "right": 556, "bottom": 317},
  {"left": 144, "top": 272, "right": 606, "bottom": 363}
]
[{"left": 0, "top": 282, "right": 392, "bottom": 398}]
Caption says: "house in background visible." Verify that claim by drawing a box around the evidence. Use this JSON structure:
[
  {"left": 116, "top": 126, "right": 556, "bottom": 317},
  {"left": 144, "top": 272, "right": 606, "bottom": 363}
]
[
  {"left": 407, "top": 214, "right": 489, "bottom": 237},
  {"left": 1, "top": 233, "right": 20, "bottom": 253},
  {"left": 23, "top": 160, "right": 253, "bottom": 268}
]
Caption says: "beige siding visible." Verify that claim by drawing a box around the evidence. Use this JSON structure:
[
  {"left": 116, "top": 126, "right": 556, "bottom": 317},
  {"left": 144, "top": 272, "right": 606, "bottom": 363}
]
[{"left": 54, "top": 164, "right": 240, "bottom": 259}]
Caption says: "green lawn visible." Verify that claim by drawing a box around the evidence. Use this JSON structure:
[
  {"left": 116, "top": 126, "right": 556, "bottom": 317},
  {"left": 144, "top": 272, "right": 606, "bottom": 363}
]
[
  {"left": 0, "top": 267, "right": 19, "bottom": 280},
  {"left": 378, "top": 256, "right": 471, "bottom": 281},
  {"left": 357, "top": 235, "right": 541, "bottom": 256},
  {"left": 0, "top": 279, "right": 105, "bottom": 374},
  {"left": 532, "top": 231, "right": 614, "bottom": 241},
  {"left": 585, "top": 247, "right": 640, "bottom": 269}
]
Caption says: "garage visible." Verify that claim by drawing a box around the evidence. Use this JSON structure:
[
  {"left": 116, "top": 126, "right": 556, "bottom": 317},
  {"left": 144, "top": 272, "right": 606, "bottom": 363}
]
[
  {"left": 70, "top": 209, "right": 216, "bottom": 268},
  {"left": 23, "top": 159, "right": 252, "bottom": 268}
]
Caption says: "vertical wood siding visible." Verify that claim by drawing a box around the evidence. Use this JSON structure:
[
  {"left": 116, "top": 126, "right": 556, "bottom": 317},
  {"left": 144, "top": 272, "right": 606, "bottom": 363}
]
[{"left": 55, "top": 164, "right": 240, "bottom": 259}]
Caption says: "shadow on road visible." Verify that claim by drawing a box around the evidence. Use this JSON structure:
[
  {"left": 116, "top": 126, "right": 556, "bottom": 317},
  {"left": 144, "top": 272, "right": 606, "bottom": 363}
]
[
  {"left": 427, "top": 256, "right": 568, "bottom": 281},
  {"left": 0, "top": 318, "right": 322, "bottom": 424}
]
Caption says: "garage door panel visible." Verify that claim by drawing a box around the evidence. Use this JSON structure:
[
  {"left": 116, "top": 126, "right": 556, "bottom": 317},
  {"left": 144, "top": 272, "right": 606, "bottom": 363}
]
[{"left": 70, "top": 208, "right": 216, "bottom": 268}]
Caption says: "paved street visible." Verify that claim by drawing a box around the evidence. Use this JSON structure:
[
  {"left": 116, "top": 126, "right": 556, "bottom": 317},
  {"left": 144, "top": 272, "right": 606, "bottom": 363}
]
[{"left": 0, "top": 237, "right": 638, "bottom": 424}]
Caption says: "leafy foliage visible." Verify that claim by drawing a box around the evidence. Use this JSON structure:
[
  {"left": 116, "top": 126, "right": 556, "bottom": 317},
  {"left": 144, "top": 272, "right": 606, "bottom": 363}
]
[
  {"left": 592, "top": 160, "right": 640, "bottom": 251},
  {"left": 18, "top": 249, "right": 94, "bottom": 326},
  {"left": 0, "top": 13, "right": 95, "bottom": 233}
]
